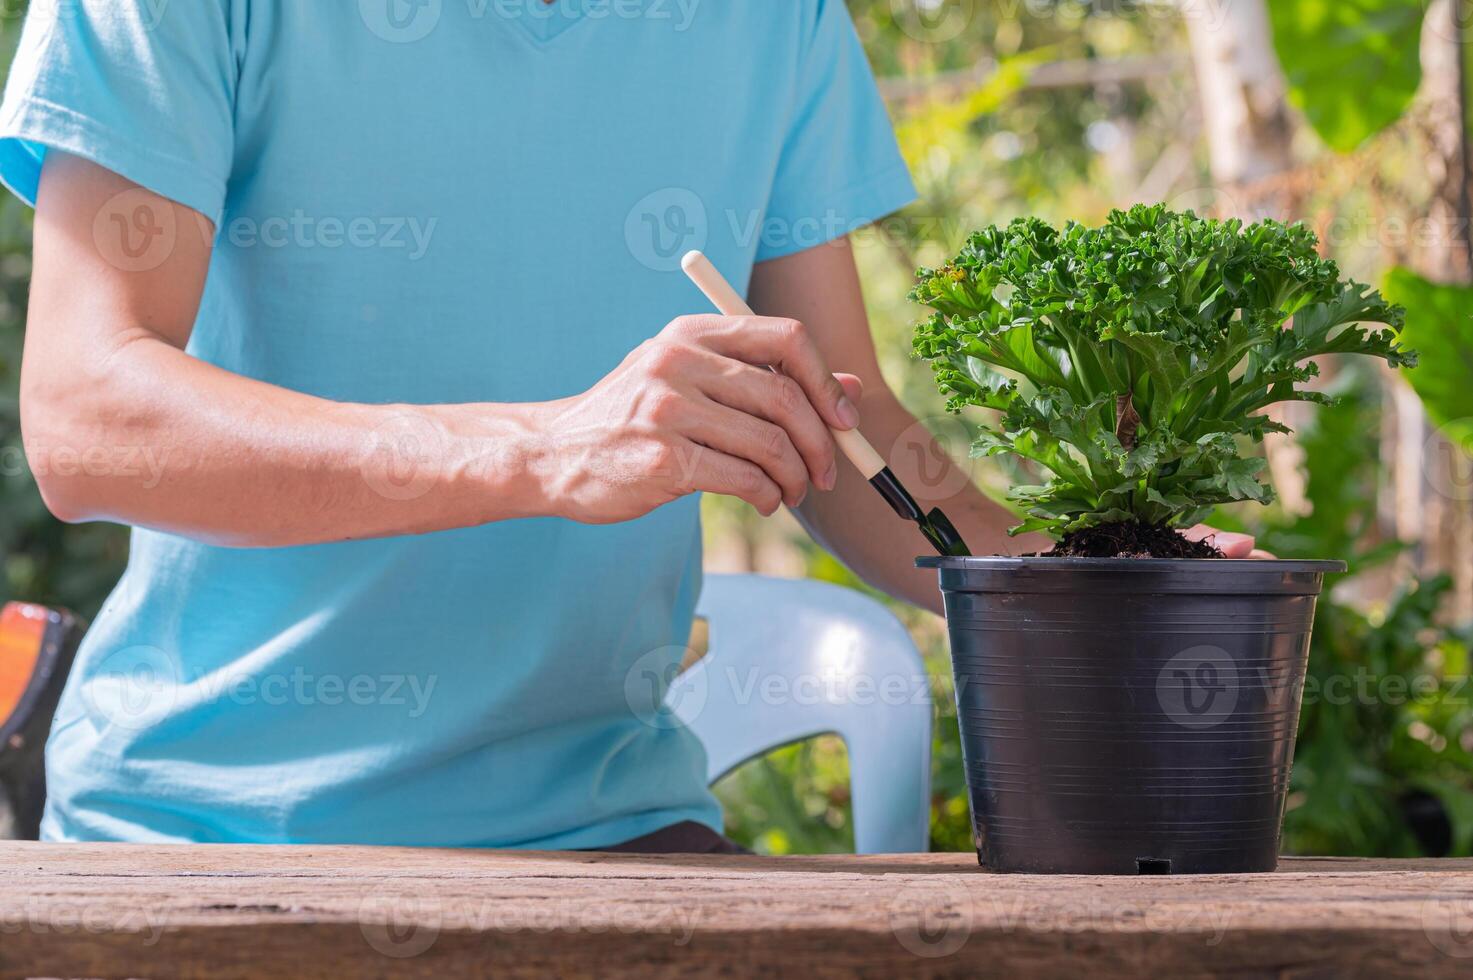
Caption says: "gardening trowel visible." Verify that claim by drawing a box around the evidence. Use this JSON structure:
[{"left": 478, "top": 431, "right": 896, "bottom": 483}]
[{"left": 681, "top": 251, "right": 971, "bottom": 558}]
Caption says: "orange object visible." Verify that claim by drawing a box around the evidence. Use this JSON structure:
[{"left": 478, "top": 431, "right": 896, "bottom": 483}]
[{"left": 0, "top": 603, "right": 48, "bottom": 729}]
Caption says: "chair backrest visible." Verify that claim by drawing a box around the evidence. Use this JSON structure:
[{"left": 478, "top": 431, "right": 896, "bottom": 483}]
[
  {"left": 670, "top": 574, "right": 932, "bottom": 854},
  {"left": 0, "top": 603, "right": 83, "bottom": 839}
]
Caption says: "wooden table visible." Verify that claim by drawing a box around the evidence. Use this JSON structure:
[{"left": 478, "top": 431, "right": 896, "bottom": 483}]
[{"left": 1, "top": 844, "right": 1470, "bottom": 978}]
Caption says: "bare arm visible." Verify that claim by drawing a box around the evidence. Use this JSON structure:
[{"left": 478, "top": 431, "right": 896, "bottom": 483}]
[
  {"left": 23, "top": 155, "right": 866, "bottom": 548},
  {"left": 22, "top": 153, "right": 560, "bottom": 546},
  {"left": 749, "top": 238, "right": 1047, "bottom": 614}
]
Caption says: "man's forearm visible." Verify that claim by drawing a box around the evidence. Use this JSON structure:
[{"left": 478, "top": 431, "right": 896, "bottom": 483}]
[
  {"left": 796, "top": 390, "right": 1048, "bottom": 615},
  {"left": 22, "top": 331, "right": 555, "bottom": 547}
]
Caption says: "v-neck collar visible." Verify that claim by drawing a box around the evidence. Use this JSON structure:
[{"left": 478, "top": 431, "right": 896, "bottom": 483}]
[{"left": 512, "top": 0, "right": 586, "bottom": 45}]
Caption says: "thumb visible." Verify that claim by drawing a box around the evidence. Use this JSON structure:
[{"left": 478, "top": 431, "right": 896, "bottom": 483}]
[{"left": 1185, "top": 524, "right": 1256, "bottom": 558}]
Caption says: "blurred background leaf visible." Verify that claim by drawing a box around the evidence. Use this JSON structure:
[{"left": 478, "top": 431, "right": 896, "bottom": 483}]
[
  {"left": 1267, "top": 0, "right": 1425, "bottom": 153},
  {"left": 1383, "top": 267, "right": 1473, "bottom": 440}
]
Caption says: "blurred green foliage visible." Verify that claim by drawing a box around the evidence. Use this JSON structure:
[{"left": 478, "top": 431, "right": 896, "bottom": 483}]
[{"left": 1247, "top": 375, "right": 1473, "bottom": 855}]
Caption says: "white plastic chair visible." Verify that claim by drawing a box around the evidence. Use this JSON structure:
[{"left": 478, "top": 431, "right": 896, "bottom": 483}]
[{"left": 669, "top": 574, "right": 932, "bottom": 853}]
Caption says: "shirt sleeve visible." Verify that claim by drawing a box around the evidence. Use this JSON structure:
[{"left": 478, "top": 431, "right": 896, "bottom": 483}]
[
  {"left": 757, "top": 0, "right": 917, "bottom": 263},
  {"left": 0, "top": 0, "right": 238, "bottom": 223}
]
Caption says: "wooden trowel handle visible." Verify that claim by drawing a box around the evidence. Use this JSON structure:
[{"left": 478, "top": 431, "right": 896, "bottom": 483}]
[{"left": 680, "top": 250, "right": 887, "bottom": 480}]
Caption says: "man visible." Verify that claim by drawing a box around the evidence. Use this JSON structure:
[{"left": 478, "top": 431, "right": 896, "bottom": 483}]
[{"left": 0, "top": 0, "right": 1258, "bottom": 849}]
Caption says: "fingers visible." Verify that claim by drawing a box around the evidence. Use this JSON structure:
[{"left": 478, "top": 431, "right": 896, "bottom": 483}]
[
  {"left": 696, "top": 356, "right": 838, "bottom": 491},
  {"left": 667, "top": 315, "right": 860, "bottom": 433},
  {"left": 683, "top": 441, "right": 784, "bottom": 517},
  {"left": 679, "top": 398, "right": 811, "bottom": 508},
  {"left": 1185, "top": 524, "right": 1258, "bottom": 558},
  {"left": 835, "top": 373, "right": 865, "bottom": 405}
]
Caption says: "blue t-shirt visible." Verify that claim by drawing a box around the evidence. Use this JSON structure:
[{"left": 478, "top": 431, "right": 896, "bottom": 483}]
[{"left": 0, "top": 0, "right": 916, "bottom": 846}]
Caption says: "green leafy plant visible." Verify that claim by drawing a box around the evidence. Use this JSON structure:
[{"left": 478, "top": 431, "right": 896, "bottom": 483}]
[{"left": 911, "top": 204, "right": 1415, "bottom": 539}]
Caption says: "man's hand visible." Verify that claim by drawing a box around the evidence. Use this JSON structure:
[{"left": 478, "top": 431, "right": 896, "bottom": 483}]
[
  {"left": 1184, "top": 525, "right": 1275, "bottom": 559},
  {"left": 536, "top": 314, "right": 861, "bottom": 524}
]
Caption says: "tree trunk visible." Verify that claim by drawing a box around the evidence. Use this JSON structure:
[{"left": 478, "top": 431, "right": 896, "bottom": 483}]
[
  {"left": 1409, "top": 0, "right": 1473, "bottom": 619},
  {"left": 1182, "top": 0, "right": 1296, "bottom": 217}
]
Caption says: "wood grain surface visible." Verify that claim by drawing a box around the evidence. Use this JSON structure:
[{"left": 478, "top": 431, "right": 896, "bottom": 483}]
[{"left": 1, "top": 844, "right": 1470, "bottom": 978}]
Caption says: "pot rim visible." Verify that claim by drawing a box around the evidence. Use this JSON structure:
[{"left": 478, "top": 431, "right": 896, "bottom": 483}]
[{"left": 916, "top": 556, "right": 1346, "bottom": 574}]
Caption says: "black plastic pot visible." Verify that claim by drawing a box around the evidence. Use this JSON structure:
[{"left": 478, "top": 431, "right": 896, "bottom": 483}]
[{"left": 918, "top": 556, "right": 1344, "bottom": 875}]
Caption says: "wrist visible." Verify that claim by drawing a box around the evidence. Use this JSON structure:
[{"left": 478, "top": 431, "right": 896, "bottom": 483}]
[
  {"left": 429, "top": 401, "right": 567, "bottom": 523},
  {"left": 512, "top": 397, "right": 580, "bottom": 521}
]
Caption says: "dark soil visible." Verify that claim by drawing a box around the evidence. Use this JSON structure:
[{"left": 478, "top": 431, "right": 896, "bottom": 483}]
[{"left": 1035, "top": 521, "right": 1224, "bottom": 559}]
